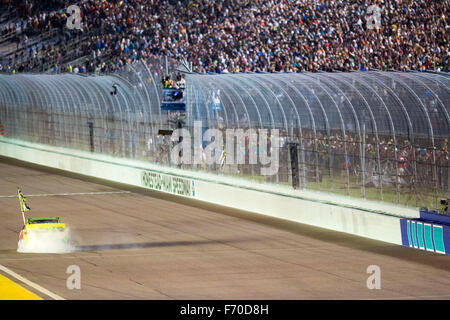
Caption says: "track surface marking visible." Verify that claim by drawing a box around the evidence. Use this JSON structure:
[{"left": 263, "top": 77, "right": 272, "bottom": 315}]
[
  {"left": 0, "top": 264, "right": 63, "bottom": 300},
  {"left": 0, "top": 157, "right": 449, "bottom": 299},
  {"left": 0, "top": 272, "right": 43, "bottom": 300},
  {"left": 0, "top": 191, "right": 130, "bottom": 198}
]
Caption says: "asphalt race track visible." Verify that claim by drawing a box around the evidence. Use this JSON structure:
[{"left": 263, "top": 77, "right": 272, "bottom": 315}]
[{"left": 0, "top": 156, "right": 449, "bottom": 300}]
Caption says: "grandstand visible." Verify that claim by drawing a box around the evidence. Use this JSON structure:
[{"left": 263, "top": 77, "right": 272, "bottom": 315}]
[
  {"left": 2, "top": 0, "right": 450, "bottom": 304},
  {"left": 0, "top": 1, "right": 448, "bottom": 210},
  {"left": 0, "top": 0, "right": 448, "bottom": 74}
]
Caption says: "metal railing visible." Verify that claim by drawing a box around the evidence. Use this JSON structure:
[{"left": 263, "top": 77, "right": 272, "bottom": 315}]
[{"left": 0, "top": 60, "right": 448, "bottom": 211}]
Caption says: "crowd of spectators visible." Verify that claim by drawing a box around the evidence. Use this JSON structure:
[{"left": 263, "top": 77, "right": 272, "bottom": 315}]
[
  {"left": 1, "top": 0, "right": 449, "bottom": 73},
  {"left": 1, "top": 0, "right": 66, "bottom": 36}
]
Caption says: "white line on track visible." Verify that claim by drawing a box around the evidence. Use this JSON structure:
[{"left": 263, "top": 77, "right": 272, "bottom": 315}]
[
  {"left": 0, "top": 191, "right": 131, "bottom": 198},
  {"left": 0, "top": 264, "right": 65, "bottom": 300}
]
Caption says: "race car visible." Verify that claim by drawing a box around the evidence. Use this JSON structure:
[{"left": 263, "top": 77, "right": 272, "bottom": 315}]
[{"left": 18, "top": 217, "right": 71, "bottom": 253}]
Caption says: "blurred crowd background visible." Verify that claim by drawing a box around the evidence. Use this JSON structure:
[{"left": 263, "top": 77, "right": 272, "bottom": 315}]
[{"left": 0, "top": 0, "right": 448, "bottom": 74}]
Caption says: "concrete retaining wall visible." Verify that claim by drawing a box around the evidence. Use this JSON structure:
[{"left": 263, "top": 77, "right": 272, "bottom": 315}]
[{"left": 0, "top": 137, "right": 421, "bottom": 247}]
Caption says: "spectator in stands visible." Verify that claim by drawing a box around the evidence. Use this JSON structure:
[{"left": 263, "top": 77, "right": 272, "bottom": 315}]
[
  {"left": 164, "top": 76, "right": 173, "bottom": 88},
  {"left": 175, "top": 74, "right": 186, "bottom": 90}
]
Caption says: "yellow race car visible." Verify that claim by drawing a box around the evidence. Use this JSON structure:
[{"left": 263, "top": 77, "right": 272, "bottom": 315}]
[{"left": 18, "top": 217, "right": 71, "bottom": 253}]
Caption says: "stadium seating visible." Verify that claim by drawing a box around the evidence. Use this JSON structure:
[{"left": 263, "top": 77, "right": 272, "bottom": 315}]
[{"left": 0, "top": 0, "right": 448, "bottom": 74}]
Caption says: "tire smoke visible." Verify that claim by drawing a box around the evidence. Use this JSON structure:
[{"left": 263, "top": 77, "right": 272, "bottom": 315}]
[{"left": 17, "top": 227, "right": 73, "bottom": 254}]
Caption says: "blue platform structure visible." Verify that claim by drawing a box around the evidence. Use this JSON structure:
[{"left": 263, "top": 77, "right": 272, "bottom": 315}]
[{"left": 161, "top": 88, "right": 186, "bottom": 111}]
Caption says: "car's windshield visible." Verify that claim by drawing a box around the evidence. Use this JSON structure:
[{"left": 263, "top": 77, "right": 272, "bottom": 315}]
[{"left": 27, "top": 218, "right": 59, "bottom": 224}]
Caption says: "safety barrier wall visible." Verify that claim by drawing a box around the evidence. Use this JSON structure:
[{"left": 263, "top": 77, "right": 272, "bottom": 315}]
[
  {"left": 0, "top": 137, "right": 424, "bottom": 248},
  {"left": 400, "top": 219, "right": 449, "bottom": 254},
  {"left": 1, "top": 70, "right": 449, "bottom": 212},
  {"left": 399, "top": 210, "right": 450, "bottom": 254}
]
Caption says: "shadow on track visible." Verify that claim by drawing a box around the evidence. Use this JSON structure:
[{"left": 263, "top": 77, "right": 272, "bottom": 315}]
[{"left": 74, "top": 238, "right": 244, "bottom": 252}]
